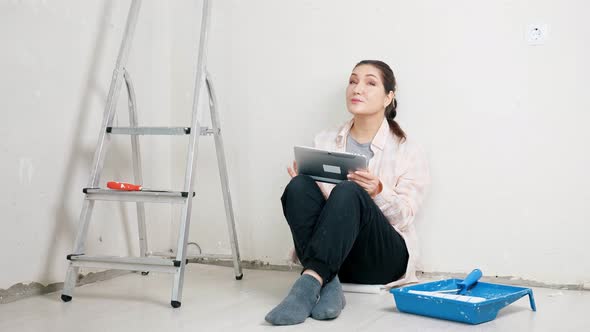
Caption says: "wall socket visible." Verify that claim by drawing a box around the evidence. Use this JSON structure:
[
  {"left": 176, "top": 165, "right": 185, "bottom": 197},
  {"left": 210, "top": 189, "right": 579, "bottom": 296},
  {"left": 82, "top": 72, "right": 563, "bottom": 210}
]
[{"left": 527, "top": 24, "right": 548, "bottom": 45}]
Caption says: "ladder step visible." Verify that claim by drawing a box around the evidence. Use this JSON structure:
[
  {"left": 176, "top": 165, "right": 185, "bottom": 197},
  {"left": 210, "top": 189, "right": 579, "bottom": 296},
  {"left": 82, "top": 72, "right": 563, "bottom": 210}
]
[
  {"left": 190, "top": 253, "right": 234, "bottom": 260},
  {"left": 67, "top": 254, "right": 186, "bottom": 274},
  {"left": 107, "top": 126, "right": 190, "bottom": 135},
  {"left": 83, "top": 188, "right": 195, "bottom": 204},
  {"left": 106, "top": 126, "right": 218, "bottom": 136}
]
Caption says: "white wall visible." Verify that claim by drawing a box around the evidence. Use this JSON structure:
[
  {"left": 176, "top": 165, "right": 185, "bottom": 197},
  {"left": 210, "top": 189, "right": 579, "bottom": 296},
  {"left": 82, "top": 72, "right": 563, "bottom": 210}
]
[
  {"left": 1, "top": 0, "right": 589, "bottom": 290},
  {"left": 174, "top": 0, "right": 590, "bottom": 286}
]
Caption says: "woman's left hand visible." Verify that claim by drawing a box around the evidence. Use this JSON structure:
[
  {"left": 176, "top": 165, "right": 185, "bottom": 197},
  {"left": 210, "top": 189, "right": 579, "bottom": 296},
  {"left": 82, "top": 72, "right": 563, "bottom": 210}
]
[{"left": 347, "top": 170, "right": 383, "bottom": 198}]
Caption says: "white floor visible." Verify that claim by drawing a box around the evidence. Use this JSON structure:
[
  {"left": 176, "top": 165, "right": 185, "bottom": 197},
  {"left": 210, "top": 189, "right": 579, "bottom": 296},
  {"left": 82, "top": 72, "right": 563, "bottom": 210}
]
[{"left": 1, "top": 264, "right": 589, "bottom": 332}]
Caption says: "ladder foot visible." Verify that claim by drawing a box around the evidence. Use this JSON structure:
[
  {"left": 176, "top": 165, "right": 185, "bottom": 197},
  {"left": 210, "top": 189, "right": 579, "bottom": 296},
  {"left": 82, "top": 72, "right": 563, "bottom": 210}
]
[
  {"left": 171, "top": 300, "right": 181, "bottom": 308},
  {"left": 235, "top": 273, "right": 243, "bottom": 280},
  {"left": 61, "top": 294, "right": 72, "bottom": 302},
  {"left": 141, "top": 271, "right": 149, "bottom": 276}
]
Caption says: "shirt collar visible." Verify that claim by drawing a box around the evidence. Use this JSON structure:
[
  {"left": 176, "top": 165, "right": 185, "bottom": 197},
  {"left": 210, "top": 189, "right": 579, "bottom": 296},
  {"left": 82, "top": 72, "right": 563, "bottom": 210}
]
[
  {"left": 335, "top": 117, "right": 389, "bottom": 151},
  {"left": 371, "top": 117, "right": 390, "bottom": 151}
]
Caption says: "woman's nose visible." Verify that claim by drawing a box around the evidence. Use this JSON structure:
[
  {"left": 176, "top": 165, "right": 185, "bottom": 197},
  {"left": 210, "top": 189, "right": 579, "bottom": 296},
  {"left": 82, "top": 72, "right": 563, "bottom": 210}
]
[{"left": 353, "top": 83, "right": 364, "bottom": 94}]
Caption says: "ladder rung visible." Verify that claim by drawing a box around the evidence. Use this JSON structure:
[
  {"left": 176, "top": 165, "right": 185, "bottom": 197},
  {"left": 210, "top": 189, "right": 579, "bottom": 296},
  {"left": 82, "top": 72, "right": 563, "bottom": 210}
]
[
  {"left": 67, "top": 254, "right": 183, "bottom": 273},
  {"left": 106, "top": 126, "right": 218, "bottom": 136},
  {"left": 107, "top": 127, "right": 190, "bottom": 135},
  {"left": 83, "top": 188, "right": 194, "bottom": 204}
]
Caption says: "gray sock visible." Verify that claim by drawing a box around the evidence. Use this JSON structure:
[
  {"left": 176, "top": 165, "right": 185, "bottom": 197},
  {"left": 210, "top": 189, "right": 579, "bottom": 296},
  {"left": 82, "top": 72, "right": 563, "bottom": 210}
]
[
  {"left": 265, "top": 274, "right": 321, "bottom": 325},
  {"left": 311, "top": 276, "right": 346, "bottom": 320}
]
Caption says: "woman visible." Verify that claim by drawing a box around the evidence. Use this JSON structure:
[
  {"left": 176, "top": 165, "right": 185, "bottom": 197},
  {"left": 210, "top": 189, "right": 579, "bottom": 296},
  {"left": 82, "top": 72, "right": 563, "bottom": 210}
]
[{"left": 265, "top": 60, "right": 430, "bottom": 325}]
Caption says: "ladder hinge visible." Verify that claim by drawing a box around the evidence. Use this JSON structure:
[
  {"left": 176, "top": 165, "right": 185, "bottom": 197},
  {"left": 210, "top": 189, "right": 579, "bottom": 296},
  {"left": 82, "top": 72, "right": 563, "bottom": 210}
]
[
  {"left": 199, "top": 127, "right": 219, "bottom": 136},
  {"left": 173, "top": 259, "right": 189, "bottom": 267},
  {"left": 106, "top": 127, "right": 112, "bottom": 133}
]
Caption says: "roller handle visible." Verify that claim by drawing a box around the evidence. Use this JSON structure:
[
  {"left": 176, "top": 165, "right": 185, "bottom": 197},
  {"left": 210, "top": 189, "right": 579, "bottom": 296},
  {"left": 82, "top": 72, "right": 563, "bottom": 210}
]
[{"left": 457, "top": 269, "right": 482, "bottom": 294}]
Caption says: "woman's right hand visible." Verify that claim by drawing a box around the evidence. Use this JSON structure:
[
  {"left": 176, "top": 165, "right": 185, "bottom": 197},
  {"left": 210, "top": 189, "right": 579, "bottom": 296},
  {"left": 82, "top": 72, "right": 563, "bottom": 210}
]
[{"left": 287, "top": 160, "right": 298, "bottom": 178}]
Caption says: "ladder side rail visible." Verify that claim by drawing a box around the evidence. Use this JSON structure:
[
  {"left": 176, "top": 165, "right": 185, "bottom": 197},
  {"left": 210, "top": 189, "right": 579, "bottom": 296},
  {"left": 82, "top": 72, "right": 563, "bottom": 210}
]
[
  {"left": 181, "top": 0, "right": 211, "bottom": 192},
  {"left": 172, "top": 0, "right": 212, "bottom": 304},
  {"left": 72, "top": 0, "right": 143, "bottom": 257},
  {"left": 62, "top": 0, "right": 143, "bottom": 301},
  {"left": 205, "top": 74, "right": 242, "bottom": 278},
  {"left": 88, "top": 0, "right": 143, "bottom": 188},
  {"left": 124, "top": 70, "right": 148, "bottom": 258}
]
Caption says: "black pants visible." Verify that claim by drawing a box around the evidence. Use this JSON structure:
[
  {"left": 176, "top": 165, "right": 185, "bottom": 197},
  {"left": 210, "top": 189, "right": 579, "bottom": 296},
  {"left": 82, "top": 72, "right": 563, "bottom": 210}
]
[{"left": 281, "top": 174, "right": 409, "bottom": 285}]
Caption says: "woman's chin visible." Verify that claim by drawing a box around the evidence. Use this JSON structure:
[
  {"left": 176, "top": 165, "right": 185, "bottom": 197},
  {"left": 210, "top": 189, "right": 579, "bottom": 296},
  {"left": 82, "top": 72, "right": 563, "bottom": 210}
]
[{"left": 347, "top": 108, "right": 380, "bottom": 117}]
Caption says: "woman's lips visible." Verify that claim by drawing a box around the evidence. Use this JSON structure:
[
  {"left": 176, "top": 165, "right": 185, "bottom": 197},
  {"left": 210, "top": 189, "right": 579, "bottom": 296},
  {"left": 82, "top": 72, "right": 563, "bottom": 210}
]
[{"left": 351, "top": 98, "right": 363, "bottom": 103}]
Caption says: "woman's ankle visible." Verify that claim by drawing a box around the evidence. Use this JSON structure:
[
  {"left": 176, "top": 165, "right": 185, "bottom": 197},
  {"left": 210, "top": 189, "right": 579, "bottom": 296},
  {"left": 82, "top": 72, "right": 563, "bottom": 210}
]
[{"left": 302, "top": 269, "right": 323, "bottom": 286}]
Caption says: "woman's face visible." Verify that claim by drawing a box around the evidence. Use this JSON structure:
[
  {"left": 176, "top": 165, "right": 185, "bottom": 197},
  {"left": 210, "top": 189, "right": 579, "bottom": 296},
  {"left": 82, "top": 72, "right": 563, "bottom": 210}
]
[{"left": 346, "top": 64, "right": 393, "bottom": 117}]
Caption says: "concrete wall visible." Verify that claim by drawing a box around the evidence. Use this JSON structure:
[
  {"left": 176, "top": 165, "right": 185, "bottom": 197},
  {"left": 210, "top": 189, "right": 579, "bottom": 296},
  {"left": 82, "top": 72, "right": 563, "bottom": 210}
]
[
  {"left": 1, "top": 0, "right": 588, "bottom": 291},
  {"left": 175, "top": 0, "right": 590, "bottom": 286}
]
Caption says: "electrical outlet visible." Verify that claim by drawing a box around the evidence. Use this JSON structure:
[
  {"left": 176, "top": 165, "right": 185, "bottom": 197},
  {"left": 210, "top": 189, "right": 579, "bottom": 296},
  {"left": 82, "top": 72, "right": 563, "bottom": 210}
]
[{"left": 527, "top": 24, "right": 548, "bottom": 45}]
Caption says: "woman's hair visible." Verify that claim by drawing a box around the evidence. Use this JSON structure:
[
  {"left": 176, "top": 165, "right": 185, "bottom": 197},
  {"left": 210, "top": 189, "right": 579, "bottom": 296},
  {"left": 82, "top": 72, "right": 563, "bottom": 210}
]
[{"left": 355, "top": 60, "right": 406, "bottom": 142}]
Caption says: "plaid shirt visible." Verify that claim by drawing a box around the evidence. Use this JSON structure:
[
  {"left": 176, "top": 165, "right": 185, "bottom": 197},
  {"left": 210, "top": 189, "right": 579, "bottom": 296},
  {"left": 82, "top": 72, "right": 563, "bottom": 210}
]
[{"left": 314, "top": 117, "right": 430, "bottom": 288}]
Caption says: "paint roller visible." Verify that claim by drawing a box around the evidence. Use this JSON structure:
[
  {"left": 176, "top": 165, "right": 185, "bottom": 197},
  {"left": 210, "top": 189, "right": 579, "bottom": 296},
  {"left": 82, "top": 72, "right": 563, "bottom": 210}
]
[
  {"left": 435, "top": 268, "right": 483, "bottom": 295},
  {"left": 407, "top": 269, "right": 486, "bottom": 303}
]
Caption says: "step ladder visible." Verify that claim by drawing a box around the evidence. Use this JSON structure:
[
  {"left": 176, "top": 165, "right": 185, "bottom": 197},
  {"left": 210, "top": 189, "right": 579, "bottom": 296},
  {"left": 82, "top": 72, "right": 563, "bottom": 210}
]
[{"left": 60, "top": 0, "right": 242, "bottom": 308}]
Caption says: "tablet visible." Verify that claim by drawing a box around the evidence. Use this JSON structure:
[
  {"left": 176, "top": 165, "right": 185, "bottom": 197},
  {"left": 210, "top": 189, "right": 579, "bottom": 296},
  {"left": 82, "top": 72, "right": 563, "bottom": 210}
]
[{"left": 294, "top": 146, "right": 368, "bottom": 184}]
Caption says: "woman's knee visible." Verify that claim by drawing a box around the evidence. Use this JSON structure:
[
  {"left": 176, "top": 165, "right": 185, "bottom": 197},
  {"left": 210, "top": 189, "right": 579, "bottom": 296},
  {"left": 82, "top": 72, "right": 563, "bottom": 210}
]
[
  {"left": 285, "top": 174, "right": 316, "bottom": 194},
  {"left": 327, "top": 181, "right": 371, "bottom": 207},
  {"left": 282, "top": 175, "right": 317, "bottom": 204},
  {"left": 331, "top": 180, "right": 363, "bottom": 197}
]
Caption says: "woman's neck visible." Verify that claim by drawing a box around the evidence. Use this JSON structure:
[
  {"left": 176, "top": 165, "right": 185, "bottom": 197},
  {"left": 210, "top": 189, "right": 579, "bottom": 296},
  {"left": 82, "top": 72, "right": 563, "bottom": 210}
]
[{"left": 350, "top": 114, "right": 384, "bottom": 144}]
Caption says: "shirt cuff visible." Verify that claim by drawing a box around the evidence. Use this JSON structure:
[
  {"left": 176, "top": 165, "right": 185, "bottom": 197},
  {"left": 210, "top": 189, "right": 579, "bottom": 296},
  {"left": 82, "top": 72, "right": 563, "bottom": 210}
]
[{"left": 374, "top": 185, "right": 401, "bottom": 215}]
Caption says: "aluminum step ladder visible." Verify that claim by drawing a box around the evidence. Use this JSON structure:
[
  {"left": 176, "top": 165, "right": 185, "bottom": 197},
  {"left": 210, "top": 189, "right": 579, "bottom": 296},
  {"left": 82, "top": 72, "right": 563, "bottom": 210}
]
[{"left": 60, "top": 0, "right": 242, "bottom": 308}]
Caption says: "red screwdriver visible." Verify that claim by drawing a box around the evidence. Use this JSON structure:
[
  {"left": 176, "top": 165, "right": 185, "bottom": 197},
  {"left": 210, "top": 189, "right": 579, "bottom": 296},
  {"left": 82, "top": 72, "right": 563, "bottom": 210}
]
[{"left": 107, "top": 181, "right": 143, "bottom": 191}]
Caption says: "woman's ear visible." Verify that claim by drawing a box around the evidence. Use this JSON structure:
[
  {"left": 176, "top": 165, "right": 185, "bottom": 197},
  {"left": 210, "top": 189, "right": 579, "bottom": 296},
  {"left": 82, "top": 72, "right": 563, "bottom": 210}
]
[{"left": 384, "top": 91, "right": 395, "bottom": 108}]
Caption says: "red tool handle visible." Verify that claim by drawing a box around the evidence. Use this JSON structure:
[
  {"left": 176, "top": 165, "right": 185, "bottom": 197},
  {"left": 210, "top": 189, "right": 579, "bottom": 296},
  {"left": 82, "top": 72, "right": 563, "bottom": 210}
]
[{"left": 107, "top": 181, "right": 142, "bottom": 191}]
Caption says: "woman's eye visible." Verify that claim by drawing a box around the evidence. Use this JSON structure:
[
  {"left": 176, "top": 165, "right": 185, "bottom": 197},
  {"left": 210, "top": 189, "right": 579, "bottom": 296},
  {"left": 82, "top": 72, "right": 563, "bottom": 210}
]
[
  {"left": 368, "top": 81, "right": 377, "bottom": 86},
  {"left": 349, "top": 81, "right": 356, "bottom": 84}
]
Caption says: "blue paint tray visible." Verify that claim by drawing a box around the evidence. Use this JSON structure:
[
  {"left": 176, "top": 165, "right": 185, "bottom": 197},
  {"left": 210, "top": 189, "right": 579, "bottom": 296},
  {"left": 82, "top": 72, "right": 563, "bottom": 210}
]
[{"left": 390, "top": 272, "right": 536, "bottom": 325}]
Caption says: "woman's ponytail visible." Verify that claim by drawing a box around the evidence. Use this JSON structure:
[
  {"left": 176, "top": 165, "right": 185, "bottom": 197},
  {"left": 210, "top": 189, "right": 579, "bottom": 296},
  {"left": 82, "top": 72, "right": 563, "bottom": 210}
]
[{"left": 385, "top": 97, "right": 406, "bottom": 142}]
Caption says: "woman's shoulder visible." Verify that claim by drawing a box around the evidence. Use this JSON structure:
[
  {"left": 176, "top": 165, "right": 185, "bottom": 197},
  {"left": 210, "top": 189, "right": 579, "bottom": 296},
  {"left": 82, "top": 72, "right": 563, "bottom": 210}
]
[
  {"left": 391, "top": 135, "right": 427, "bottom": 160},
  {"left": 313, "top": 126, "right": 339, "bottom": 141},
  {"left": 397, "top": 136, "right": 422, "bottom": 150},
  {"left": 313, "top": 120, "right": 351, "bottom": 147}
]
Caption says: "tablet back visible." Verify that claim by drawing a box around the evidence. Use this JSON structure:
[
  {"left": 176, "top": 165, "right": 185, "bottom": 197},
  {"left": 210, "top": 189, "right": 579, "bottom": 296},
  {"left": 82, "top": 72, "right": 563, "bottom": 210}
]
[{"left": 294, "top": 146, "right": 368, "bottom": 184}]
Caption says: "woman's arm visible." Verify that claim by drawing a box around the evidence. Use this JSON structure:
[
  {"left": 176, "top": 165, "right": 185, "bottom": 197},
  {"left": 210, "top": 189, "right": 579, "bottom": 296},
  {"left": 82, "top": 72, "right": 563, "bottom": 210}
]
[{"left": 373, "top": 144, "right": 430, "bottom": 231}]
